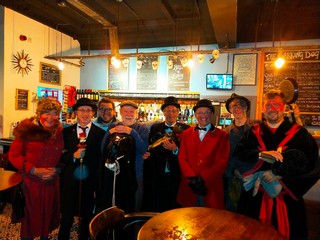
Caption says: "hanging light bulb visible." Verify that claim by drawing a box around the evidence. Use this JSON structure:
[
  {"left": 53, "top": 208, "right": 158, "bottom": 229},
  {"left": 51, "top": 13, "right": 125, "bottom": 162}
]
[
  {"left": 187, "top": 58, "right": 194, "bottom": 68},
  {"left": 58, "top": 61, "right": 64, "bottom": 70},
  {"left": 274, "top": 57, "right": 285, "bottom": 69}
]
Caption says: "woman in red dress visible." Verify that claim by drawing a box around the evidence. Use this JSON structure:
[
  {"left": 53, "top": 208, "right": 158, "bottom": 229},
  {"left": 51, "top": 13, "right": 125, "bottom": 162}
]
[{"left": 9, "top": 98, "right": 64, "bottom": 240}]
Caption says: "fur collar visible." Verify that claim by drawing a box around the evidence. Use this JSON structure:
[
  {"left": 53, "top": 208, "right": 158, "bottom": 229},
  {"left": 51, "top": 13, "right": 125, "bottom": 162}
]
[{"left": 13, "top": 117, "right": 61, "bottom": 142}]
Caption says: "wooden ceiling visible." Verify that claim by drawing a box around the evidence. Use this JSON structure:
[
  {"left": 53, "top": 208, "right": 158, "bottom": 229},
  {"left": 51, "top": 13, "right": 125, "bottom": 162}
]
[{"left": 1, "top": 0, "right": 319, "bottom": 51}]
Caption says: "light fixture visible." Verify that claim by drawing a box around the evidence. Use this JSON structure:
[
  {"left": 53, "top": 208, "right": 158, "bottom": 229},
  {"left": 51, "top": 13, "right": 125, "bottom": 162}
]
[
  {"left": 187, "top": 58, "right": 194, "bottom": 68},
  {"left": 57, "top": 0, "right": 66, "bottom": 7},
  {"left": 274, "top": 57, "right": 285, "bottom": 69},
  {"left": 58, "top": 61, "right": 65, "bottom": 70}
]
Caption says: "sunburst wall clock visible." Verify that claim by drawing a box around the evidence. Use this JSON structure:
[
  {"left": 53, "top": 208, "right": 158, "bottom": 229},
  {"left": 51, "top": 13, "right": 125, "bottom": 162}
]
[{"left": 12, "top": 50, "right": 33, "bottom": 77}]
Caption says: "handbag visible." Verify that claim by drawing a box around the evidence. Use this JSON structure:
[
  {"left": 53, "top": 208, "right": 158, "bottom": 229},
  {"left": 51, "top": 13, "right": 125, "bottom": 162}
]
[{"left": 11, "top": 139, "right": 26, "bottom": 223}]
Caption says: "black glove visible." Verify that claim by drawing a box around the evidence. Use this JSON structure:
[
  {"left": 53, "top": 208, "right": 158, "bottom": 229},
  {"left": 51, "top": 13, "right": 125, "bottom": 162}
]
[{"left": 187, "top": 176, "right": 208, "bottom": 196}]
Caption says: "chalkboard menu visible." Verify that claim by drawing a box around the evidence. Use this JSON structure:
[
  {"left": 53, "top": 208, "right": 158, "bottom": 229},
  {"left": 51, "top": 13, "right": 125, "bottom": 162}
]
[
  {"left": 168, "top": 56, "right": 190, "bottom": 91},
  {"left": 108, "top": 58, "right": 129, "bottom": 90},
  {"left": 40, "top": 62, "right": 61, "bottom": 85},
  {"left": 137, "top": 56, "right": 158, "bottom": 90},
  {"left": 264, "top": 49, "right": 320, "bottom": 126},
  {"left": 15, "top": 89, "right": 29, "bottom": 110}
]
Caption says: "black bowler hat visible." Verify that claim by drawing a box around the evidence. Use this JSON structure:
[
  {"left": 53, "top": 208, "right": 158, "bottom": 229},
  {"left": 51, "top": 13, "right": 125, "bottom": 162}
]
[
  {"left": 225, "top": 93, "right": 250, "bottom": 113},
  {"left": 161, "top": 96, "right": 180, "bottom": 111},
  {"left": 193, "top": 99, "right": 215, "bottom": 113},
  {"left": 72, "top": 98, "right": 97, "bottom": 111}
]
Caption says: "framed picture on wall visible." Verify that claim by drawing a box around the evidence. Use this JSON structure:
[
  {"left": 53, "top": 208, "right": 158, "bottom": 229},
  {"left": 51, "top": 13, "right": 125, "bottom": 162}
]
[
  {"left": 15, "top": 88, "right": 29, "bottom": 110},
  {"left": 232, "top": 53, "right": 257, "bottom": 85}
]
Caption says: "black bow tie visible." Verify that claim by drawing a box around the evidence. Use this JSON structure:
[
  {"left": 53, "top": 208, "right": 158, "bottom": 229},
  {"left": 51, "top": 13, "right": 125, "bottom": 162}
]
[
  {"left": 164, "top": 125, "right": 174, "bottom": 130},
  {"left": 195, "top": 126, "right": 207, "bottom": 131}
]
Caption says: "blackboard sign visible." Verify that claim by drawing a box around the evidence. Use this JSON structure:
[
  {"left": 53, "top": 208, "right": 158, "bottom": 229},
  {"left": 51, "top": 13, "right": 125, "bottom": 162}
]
[
  {"left": 168, "top": 56, "right": 190, "bottom": 91},
  {"left": 40, "top": 62, "right": 61, "bottom": 85},
  {"left": 137, "top": 56, "right": 158, "bottom": 90},
  {"left": 15, "top": 89, "right": 29, "bottom": 110},
  {"left": 108, "top": 58, "right": 129, "bottom": 90},
  {"left": 264, "top": 49, "right": 320, "bottom": 126}
]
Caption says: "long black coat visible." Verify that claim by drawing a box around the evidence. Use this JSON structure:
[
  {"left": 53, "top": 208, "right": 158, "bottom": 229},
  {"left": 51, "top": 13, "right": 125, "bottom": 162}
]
[
  {"left": 60, "top": 123, "right": 105, "bottom": 216},
  {"left": 144, "top": 122, "right": 189, "bottom": 212},
  {"left": 234, "top": 121, "right": 320, "bottom": 239}
]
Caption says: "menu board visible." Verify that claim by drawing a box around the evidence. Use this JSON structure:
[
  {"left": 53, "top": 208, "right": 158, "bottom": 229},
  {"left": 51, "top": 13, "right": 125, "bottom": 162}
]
[
  {"left": 108, "top": 58, "right": 129, "bottom": 90},
  {"left": 40, "top": 62, "right": 61, "bottom": 85},
  {"left": 264, "top": 49, "right": 320, "bottom": 126},
  {"left": 168, "top": 56, "right": 190, "bottom": 91},
  {"left": 15, "top": 89, "right": 29, "bottom": 110},
  {"left": 137, "top": 56, "right": 158, "bottom": 90}
]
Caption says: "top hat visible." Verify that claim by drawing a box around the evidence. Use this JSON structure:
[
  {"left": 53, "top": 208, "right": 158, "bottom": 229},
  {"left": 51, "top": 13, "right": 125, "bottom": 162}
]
[
  {"left": 161, "top": 96, "right": 180, "bottom": 111},
  {"left": 193, "top": 99, "right": 215, "bottom": 113},
  {"left": 120, "top": 100, "right": 138, "bottom": 109},
  {"left": 72, "top": 98, "right": 97, "bottom": 111},
  {"left": 225, "top": 93, "right": 250, "bottom": 113}
]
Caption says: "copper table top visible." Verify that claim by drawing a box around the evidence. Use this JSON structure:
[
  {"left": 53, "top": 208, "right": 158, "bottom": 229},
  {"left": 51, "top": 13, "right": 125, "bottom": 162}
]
[
  {"left": 0, "top": 170, "right": 22, "bottom": 191},
  {"left": 138, "top": 207, "right": 285, "bottom": 240}
]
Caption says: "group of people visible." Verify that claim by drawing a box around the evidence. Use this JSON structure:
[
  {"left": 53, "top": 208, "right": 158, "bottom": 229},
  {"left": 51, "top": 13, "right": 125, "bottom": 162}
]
[{"left": 8, "top": 89, "right": 319, "bottom": 240}]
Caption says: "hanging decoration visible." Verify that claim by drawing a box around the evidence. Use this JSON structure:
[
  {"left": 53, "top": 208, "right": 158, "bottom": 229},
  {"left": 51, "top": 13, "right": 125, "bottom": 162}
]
[
  {"left": 210, "top": 49, "right": 220, "bottom": 63},
  {"left": 12, "top": 50, "right": 33, "bottom": 76}
]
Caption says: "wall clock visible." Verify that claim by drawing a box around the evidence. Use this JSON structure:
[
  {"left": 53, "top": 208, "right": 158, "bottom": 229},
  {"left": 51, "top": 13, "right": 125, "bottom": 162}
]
[{"left": 12, "top": 50, "right": 33, "bottom": 77}]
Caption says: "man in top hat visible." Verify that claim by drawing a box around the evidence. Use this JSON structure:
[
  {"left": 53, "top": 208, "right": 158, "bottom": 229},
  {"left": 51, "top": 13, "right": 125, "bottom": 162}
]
[
  {"left": 58, "top": 98, "right": 105, "bottom": 240},
  {"left": 96, "top": 100, "right": 149, "bottom": 213},
  {"left": 177, "top": 99, "right": 230, "bottom": 209},
  {"left": 143, "top": 96, "right": 190, "bottom": 212},
  {"left": 223, "top": 93, "right": 254, "bottom": 211}
]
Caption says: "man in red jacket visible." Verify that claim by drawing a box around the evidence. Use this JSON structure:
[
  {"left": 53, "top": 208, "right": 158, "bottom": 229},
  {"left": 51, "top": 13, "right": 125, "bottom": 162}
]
[{"left": 177, "top": 99, "right": 230, "bottom": 208}]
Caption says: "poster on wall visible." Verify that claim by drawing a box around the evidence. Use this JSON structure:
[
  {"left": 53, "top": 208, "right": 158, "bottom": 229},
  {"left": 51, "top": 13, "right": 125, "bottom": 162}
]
[
  {"left": 233, "top": 54, "right": 257, "bottom": 85},
  {"left": 136, "top": 55, "right": 158, "bottom": 90},
  {"left": 108, "top": 57, "right": 129, "bottom": 90},
  {"left": 168, "top": 56, "right": 190, "bottom": 91}
]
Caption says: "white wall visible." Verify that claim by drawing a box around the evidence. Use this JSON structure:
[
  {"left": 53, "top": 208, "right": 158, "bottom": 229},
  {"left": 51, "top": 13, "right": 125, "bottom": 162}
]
[{"left": 0, "top": 8, "right": 81, "bottom": 138}]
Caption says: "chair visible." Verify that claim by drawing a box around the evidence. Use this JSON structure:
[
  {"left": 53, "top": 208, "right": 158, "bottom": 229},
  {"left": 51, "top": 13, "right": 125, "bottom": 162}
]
[{"left": 89, "top": 206, "right": 159, "bottom": 240}]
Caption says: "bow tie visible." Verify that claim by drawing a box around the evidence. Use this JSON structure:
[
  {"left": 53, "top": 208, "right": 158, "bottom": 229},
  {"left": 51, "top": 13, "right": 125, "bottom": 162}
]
[
  {"left": 195, "top": 126, "right": 207, "bottom": 131},
  {"left": 165, "top": 125, "right": 174, "bottom": 130}
]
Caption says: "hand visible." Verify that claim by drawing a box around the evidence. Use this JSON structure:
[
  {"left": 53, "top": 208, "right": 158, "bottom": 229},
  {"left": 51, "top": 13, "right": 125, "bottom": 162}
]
[
  {"left": 143, "top": 151, "right": 150, "bottom": 160},
  {"left": 162, "top": 138, "right": 177, "bottom": 151},
  {"left": 74, "top": 148, "right": 86, "bottom": 159},
  {"left": 112, "top": 125, "right": 132, "bottom": 134},
  {"left": 187, "top": 176, "right": 208, "bottom": 196},
  {"left": 260, "top": 150, "right": 283, "bottom": 162},
  {"left": 31, "top": 167, "right": 58, "bottom": 181}
]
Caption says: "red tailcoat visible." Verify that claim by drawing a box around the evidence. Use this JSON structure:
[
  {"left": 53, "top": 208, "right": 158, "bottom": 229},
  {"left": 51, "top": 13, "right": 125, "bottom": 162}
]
[
  {"left": 9, "top": 117, "right": 64, "bottom": 238},
  {"left": 177, "top": 126, "right": 230, "bottom": 208}
]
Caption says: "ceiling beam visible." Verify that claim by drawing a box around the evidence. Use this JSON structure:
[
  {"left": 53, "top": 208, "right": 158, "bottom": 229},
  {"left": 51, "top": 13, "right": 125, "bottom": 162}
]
[
  {"left": 207, "top": 0, "right": 237, "bottom": 48},
  {"left": 67, "top": 0, "right": 119, "bottom": 54}
]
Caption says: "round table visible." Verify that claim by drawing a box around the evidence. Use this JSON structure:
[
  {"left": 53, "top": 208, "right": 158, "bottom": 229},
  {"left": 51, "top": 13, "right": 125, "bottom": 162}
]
[
  {"left": 138, "top": 207, "right": 285, "bottom": 240},
  {"left": 0, "top": 170, "right": 22, "bottom": 191}
]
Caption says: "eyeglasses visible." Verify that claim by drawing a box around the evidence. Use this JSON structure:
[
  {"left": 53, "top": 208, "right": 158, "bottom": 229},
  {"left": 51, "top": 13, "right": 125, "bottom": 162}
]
[
  {"left": 164, "top": 109, "right": 179, "bottom": 114},
  {"left": 195, "top": 111, "right": 212, "bottom": 116},
  {"left": 265, "top": 103, "right": 282, "bottom": 110},
  {"left": 77, "top": 109, "right": 93, "bottom": 114},
  {"left": 99, "top": 107, "right": 113, "bottom": 113},
  {"left": 229, "top": 103, "right": 247, "bottom": 110}
]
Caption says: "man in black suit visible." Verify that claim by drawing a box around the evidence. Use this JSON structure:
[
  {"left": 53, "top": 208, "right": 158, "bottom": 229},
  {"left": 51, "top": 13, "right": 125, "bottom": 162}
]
[
  {"left": 143, "top": 96, "right": 190, "bottom": 212},
  {"left": 58, "top": 98, "right": 105, "bottom": 240}
]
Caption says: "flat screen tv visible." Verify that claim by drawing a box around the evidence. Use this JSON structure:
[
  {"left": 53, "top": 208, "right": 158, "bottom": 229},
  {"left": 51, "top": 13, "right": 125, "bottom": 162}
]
[{"left": 206, "top": 74, "right": 233, "bottom": 90}]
